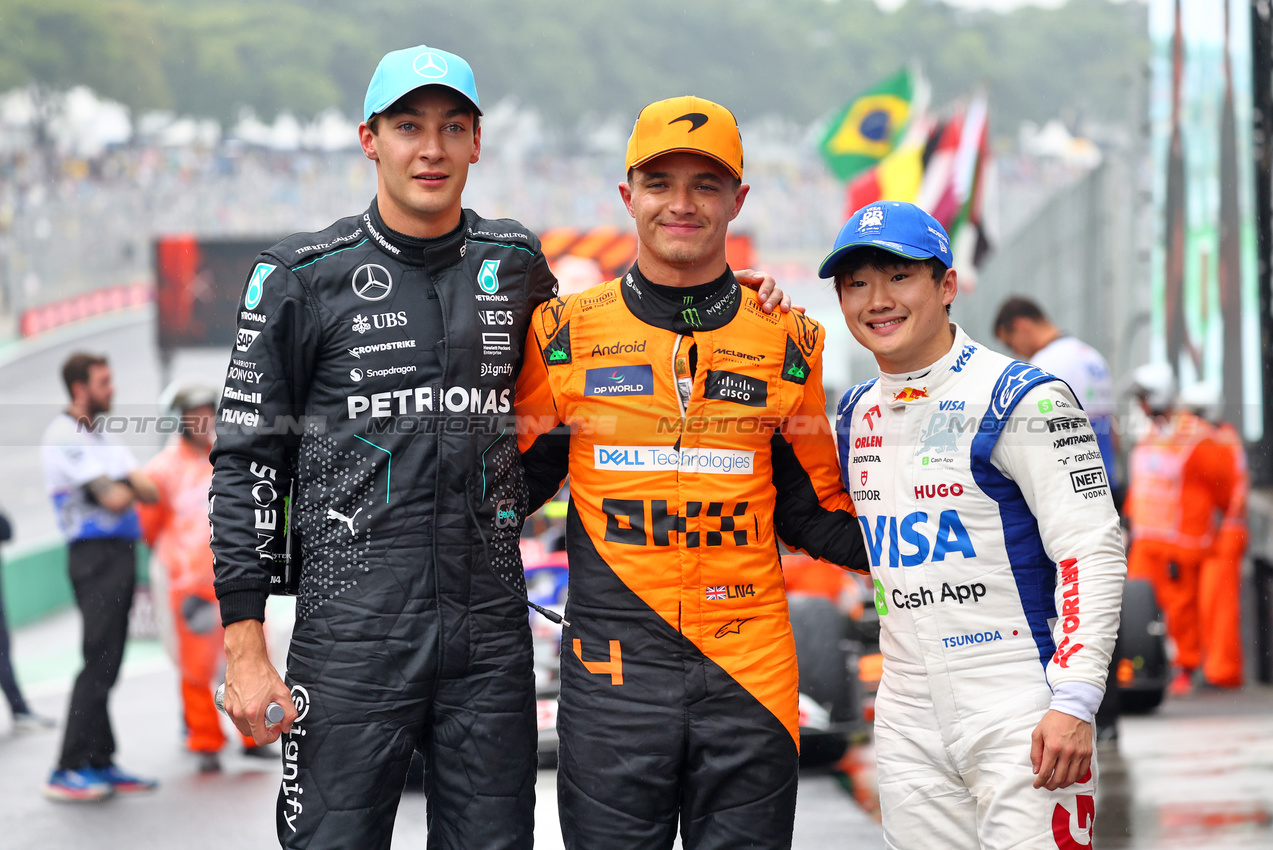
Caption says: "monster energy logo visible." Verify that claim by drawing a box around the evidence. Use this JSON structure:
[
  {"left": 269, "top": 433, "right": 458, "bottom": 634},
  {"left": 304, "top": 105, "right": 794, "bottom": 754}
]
[
  {"left": 681, "top": 307, "right": 703, "bottom": 327},
  {"left": 683, "top": 295, "right": 694, "bottom": 304}
]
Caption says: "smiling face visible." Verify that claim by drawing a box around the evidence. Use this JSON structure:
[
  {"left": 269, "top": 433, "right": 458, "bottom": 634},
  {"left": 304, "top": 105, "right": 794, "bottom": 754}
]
[
  {"left": 836, "top": 256, "right": 958, "bottom": 374},
  {"left": 618, "top": 152, "right": 749, "bottom": 286},
  {"left": 359, "top": 86, "right": 481, "bottom": 238}
]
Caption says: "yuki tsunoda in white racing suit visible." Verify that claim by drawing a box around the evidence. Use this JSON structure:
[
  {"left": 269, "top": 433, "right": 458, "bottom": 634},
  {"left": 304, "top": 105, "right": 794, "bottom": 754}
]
[{"left": 836, "top": 324, "right": 1125, "bottom": 849}]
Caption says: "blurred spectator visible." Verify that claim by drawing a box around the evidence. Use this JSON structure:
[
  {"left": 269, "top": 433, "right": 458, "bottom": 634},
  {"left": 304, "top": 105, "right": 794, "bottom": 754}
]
[
  {"left": 138, "top": 384, "right": 261, "bottom": 772},
  {"left": 1124, "top": 364, "right": 1234, "bottom": 696},
  {"left": 39, "top": 352, "right": 159, "bottom": 801},
  {"left": 1179, "top": 384, "right": 1248, "bottom": 689},
  {"left": 0, "top": 508, "right": 57, "bottom": 733},
  {"left": 994, "top": 296, "right": 1120, "bottom": 501}
]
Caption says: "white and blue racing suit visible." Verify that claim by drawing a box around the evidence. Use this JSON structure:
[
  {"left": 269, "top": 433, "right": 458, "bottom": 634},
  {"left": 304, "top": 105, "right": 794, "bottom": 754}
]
[{"left": 836, "top": 324, "right": 1125, "bottom": 850}]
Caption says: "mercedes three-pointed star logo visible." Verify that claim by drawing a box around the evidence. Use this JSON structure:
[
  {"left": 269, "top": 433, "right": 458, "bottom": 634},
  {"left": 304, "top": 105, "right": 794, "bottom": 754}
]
[
  {"left": 413, "top": 51, "right": 449, "bottom": 79},
  {"left": 352, "top": 264, "right": 393, "bottom": 301}
]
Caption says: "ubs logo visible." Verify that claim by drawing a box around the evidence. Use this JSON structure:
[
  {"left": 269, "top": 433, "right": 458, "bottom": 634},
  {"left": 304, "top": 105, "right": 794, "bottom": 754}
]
[{"left": 352, "top": 264, "right": 393, "bottom": 301}]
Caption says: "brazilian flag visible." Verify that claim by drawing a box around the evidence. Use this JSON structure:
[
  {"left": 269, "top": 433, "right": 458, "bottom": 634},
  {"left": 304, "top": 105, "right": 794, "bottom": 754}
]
[{"left": 819, "top": 69, "right": 914, "bottom": 182}]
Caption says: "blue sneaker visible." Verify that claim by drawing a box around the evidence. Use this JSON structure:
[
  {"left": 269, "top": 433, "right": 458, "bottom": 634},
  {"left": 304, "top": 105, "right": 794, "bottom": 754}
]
[
  {"left": 43, "top": 768, "right": 113, "bottom": 802},
  {"left": 89, "top": 764, "right": 159, "bottom": 793}
]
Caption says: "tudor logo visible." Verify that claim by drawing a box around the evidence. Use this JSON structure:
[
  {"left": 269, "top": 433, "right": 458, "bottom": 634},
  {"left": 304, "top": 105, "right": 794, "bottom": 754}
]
[
  {"left": 352, "top": 264, "right": 393, "bottom": 301},
  {"left": 670, "top": 112, "right": 709, "bottom": 132},
  {"left": 413, "top": 51, "right": 448, "bottom": 79}
]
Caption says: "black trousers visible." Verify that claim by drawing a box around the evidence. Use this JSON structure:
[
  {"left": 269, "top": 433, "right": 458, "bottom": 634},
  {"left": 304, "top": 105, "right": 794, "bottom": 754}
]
[
  {"left": 0, "top": 570, "right": 32, "bottom": 716},
  {"left": 58, "top": 538, "right": 135, "bottom": 770}
]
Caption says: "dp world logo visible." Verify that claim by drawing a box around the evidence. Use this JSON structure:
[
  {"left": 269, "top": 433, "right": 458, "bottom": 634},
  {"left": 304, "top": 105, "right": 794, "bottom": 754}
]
[
  {"left": 352, "top": 264, "right": 393, "bottom": 301},
  {"left": 413, "top": 51, "right": 449, "bottom": 79},
  {"left": 478, "top": 259, "right": 501, "bottom": 294},
  {"left": 244, "top": 262, "right": 275, "bottom": 310},
  {"left": 290, "top": 685, "right": 311, "bottom": 722}
]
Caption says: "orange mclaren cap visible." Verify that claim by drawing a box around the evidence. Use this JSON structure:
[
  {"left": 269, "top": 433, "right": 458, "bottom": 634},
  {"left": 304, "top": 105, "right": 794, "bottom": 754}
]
[{"left": 625, "top": 96, "right": 744, "bottom": 180}]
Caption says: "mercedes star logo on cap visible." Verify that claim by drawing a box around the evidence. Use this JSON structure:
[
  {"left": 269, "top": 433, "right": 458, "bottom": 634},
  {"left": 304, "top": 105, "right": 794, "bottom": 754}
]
[
  {"left": 413, "top": 51, "right": 449, "bottom": 79},
  {"left": 352, "top": 264, "right": 393, "bottom": 301}
]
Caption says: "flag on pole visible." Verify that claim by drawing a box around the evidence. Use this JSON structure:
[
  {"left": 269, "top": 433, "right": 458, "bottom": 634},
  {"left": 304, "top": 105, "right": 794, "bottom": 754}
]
[
  {"left": 819, "top": 69, "right": 914, "bottom": 181},
  {"left": 843, "top": 115, "right": 931, "bottom": 219}
]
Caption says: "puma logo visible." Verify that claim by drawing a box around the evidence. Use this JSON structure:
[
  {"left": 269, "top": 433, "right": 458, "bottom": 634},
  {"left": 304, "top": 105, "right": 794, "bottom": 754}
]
[{"left": 326, "top": 507, "right": 363, "bottom": 536}]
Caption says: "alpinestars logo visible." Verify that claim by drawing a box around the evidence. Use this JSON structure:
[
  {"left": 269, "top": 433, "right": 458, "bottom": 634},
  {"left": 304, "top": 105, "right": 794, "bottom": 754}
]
[{"left": 352, "top": 315, "right": 371, "bottom": 334}]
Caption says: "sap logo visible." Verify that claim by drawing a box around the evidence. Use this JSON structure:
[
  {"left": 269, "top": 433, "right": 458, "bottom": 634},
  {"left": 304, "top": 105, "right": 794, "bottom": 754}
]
[
  {"left": 854, "top": 435, "right": 883, "bottom": 449},
  {"left": 938, "top": 400, "right": 965, "bottom": 411},
  {"left": 914, "top": 482, "right": 965, "bottom": 499},
  {"left": 479, "top": 310, "right": 514, "bottom": 326},
  {"left": 950, "top": 343, "right": 976, "bottom": 373},
  {"left": 235, "top": 328, "right": 261, "bottom": 352},
  {"left": 858, "top": 510, "right": 976, "bottom": 568}
]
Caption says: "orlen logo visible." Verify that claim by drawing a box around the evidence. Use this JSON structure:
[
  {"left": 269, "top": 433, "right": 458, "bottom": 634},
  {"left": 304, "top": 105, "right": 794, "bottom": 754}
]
[
  {"left": 281, "top": 684, "right": 310, "bottom": 833},
  {"left": 858, "top": 510, "right": 977, "bottom": 568},
  {"left": 854, "top": 435, "right": 883, "bottom": 449},
  {"left": 1051, "top": 558, "right": 1084, "bottom": 668}
]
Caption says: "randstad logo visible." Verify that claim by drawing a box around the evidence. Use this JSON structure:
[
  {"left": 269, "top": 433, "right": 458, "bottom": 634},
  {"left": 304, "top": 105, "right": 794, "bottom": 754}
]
[
  {"left": 583, "top": 365, "right": 653, "bottom": 396},
  {"left": 478, "top": 259, "right": 500, "bottom": 293},
  {"left": 858, "top": 510, "right": 977, "bottom": 568}
]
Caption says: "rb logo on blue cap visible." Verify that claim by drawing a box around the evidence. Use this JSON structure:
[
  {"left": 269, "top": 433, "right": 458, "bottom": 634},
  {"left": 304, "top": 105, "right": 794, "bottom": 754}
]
[{"left": 817, "top": 201, "right": 953, "bottom": 279}]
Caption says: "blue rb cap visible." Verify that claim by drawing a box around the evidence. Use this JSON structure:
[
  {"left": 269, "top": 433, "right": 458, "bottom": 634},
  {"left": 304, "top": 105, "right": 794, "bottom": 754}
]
[
  {"left": 363, "top": 46, "right": 482, "bottom": 122},
  {"left": 818, "top": 201, "right": 952, "bottom": 279}
]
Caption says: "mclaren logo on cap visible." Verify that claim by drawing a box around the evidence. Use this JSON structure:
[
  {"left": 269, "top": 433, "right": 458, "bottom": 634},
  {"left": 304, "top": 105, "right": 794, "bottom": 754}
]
[
  {"left": 670, "top": 112, "right": 709, "bottom": 132},
  {"left": 413, "top": 51, "right": 448, "bottom": 79}
]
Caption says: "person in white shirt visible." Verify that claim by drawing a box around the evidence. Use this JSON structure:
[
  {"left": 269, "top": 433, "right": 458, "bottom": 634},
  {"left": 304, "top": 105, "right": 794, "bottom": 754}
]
[{"left": 40, "top": 352, "right": 159, "bottom": 801}]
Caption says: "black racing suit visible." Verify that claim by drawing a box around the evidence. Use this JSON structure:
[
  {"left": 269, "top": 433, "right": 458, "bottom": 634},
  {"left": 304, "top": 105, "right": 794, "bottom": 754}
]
[{"left": 210, "top": 200, "right": 557, "bottom": 850}]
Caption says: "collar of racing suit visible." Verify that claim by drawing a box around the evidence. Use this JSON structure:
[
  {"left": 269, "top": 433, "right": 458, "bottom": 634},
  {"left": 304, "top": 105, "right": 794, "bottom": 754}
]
[
  {"left": 362, "top": 198, "right": 468, "bottom": 269},
  {"left": 618, "top": 262, "right": 741, "bottom": 334},
  {"left": 876, "top": 322, "right": 972, "bottom": 407}
]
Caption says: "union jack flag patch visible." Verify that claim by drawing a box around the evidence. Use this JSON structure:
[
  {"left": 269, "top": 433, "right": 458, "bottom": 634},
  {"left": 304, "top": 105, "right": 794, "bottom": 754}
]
[{"left": 705, "top": 586, "right": 727, "bottom": 600}]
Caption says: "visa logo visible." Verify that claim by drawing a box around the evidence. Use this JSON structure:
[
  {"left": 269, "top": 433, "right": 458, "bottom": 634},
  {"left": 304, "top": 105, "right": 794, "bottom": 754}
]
[
  {"left": 938, "top": 400, "right": 965, "bottom": 411},
  {"left": 858, "top": 510, "right": 977, "bottom": 568},
  {"left": 950, "top": 343, "right": 976, "bottom": 373}
]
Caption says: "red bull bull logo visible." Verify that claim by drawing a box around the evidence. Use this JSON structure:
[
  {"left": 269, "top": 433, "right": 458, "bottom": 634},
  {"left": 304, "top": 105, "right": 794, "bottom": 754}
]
[{"left": 893, "top": 387, "right": 929, "bottom": 403}]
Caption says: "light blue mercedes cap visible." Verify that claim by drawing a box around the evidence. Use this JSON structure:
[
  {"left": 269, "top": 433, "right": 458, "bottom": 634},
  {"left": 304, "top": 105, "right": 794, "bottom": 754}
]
[
  {"left": 818, "top": 201, "right": 952, "bottom": 279},
  {"left": 363, "top": 45, "right": 482, "bottom": 122}
]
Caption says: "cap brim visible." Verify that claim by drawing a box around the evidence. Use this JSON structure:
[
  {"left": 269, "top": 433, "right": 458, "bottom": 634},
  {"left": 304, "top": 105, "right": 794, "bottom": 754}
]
[
  {"left": 817, "top": 239, "right": 937, "bottom": 279},
  {"left": 628, "top": 147, "right": 741, "bottom": 180},
  {"left": 366, "top": 83, "right": 482, "bottom": 121}
]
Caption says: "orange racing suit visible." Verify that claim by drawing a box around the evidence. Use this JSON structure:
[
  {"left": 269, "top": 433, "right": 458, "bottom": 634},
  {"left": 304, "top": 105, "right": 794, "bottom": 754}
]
[
  {"left": 1199, "top": 422, "right": 1247, "bottom": 687},
  {"left": 518, "top": 268, "right": 866, "bottom": 850},
  {"left": 140, "top": 438, "right": 253, "bottom": 753},
  {"left": 1126, "top": 412, "right": 1233, "bottom": 673}
]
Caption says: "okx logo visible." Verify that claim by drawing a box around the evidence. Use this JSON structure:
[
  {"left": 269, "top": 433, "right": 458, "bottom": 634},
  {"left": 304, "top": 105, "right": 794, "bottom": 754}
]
[{"left": 478, "top": 259, "right": 501, "bottom": 293}]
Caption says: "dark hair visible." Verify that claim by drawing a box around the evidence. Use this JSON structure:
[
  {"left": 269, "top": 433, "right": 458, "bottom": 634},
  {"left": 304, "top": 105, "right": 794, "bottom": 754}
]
[
  {"left": 832, "top": 247, "right": 951, "bottom": 314},
  {"left": 993, "top": 296, "right": 1047, "bottom": 334},
  {"left": 367, "top": 90, "right": 481, "bottom": 136},
  {"left": 62, "top": 352, "right": 108, "bottom": 395}
]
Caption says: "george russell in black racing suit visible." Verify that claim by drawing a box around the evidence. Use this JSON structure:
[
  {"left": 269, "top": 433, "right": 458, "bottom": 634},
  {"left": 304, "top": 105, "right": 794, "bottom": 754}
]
[{"left": 210, "top": 199, "right": 557, "bottom": 848}]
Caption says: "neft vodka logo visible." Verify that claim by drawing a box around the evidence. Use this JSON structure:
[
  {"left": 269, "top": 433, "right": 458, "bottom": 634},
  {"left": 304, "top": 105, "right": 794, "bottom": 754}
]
[
  {"left": 584, "top": 365, "right": 654, "bottom": 396},
  {"left": 281, "top": 684, "right": 311, "bottom": 832}
]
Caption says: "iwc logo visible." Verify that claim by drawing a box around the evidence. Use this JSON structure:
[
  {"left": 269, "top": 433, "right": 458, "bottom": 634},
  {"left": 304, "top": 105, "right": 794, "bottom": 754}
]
[{"left": 352, "top": 264, "right": 393, "bottom": 301}]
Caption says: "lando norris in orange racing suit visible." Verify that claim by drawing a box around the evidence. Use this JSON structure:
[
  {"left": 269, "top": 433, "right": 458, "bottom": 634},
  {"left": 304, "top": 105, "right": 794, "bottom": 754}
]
[{"left": 517, "top": 96, "right": 868, "bottom": 850}]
